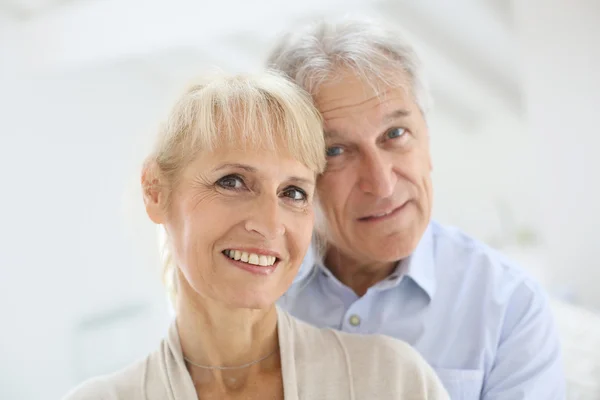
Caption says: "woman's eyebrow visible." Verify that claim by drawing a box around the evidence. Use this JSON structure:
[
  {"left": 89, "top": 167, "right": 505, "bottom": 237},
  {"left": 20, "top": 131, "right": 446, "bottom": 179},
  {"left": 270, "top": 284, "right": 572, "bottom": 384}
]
[
  {"left": 213, "top": 163, "right": 257, "bottom": 173},
  {"left": 287, "top": 176, "right": 315, "bottom": 187}
]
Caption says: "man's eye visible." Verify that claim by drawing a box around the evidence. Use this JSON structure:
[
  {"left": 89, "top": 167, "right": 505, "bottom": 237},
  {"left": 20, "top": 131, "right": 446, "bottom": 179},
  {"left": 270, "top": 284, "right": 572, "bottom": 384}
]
[
  {"left": 326, "top": 146, "right": 344, "bottom": 157},
  {"left": 387, "top": 128, "right": 406, "bottom": 139},
  {"left": 216, "top": 175, "right": 245, "bottom": 190}
]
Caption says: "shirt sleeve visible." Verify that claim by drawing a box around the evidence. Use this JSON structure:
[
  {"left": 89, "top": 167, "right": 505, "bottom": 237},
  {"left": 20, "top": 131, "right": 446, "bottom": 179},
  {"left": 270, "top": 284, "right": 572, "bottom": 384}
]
[{"left": 482, "top": 280, "right": 566, "bottom": 399}]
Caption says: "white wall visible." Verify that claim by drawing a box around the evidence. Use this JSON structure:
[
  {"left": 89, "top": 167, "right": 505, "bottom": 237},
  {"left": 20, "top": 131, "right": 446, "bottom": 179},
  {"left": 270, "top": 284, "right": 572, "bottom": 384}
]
[
  {"left": 430, "top": 108, "right": 538, "bottom": 243},
  {"left": 428, "top": 98, "right": 554, "bottom": 290},
  {"left": 514, "top": 0, "right": 600, "bottom": 309},
  {"left": 0, "top": 62, "right": 173, "bottom": 399}
]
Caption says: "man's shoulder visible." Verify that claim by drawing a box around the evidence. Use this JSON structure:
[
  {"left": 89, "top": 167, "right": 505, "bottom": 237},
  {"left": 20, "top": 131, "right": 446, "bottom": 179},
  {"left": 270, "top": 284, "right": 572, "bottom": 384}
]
[
  {"left": 432, "top": 222, "right": 533, "bottom": 280},
  {"left": 430, "top": 221, "right": 548, "bottom": 307}
]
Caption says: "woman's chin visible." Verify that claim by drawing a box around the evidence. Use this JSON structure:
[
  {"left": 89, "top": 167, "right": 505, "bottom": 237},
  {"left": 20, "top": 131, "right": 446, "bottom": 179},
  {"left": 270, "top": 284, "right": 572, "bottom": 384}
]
[
  {"left": 216, "top": 286, "right": 281, "bottom": 310},
  {"left": 210, "top": 277, "right": 290, "bottom": 310},
  {"left": 227, "top": 296, "right": 277, "bottom": 310}
]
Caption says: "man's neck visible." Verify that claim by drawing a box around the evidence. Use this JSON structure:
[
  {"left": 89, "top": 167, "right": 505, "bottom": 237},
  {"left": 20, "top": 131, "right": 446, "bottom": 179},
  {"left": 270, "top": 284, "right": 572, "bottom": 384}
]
[{"left": 324, "top": 248, "right": 398, "bottom": 297}]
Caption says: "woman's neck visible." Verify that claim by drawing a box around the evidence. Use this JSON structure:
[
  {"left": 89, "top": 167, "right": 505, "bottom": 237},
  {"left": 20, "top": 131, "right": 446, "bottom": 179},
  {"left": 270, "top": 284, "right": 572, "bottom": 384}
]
[{"left": 175, "top": 282, "right": 280, "bottom": 392}]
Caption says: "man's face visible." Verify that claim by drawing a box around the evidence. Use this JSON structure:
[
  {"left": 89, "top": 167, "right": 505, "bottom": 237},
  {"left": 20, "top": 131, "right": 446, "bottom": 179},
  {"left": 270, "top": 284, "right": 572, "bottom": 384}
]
[{"left": 314, "top": 70, "right": 433, "bottom": 267}]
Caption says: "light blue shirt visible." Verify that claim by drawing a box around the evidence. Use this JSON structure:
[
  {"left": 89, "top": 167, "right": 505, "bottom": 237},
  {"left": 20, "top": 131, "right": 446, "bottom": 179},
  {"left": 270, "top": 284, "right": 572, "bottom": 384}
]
[{"left": 278, "top": 221, "right": 565, "bottom": 399}]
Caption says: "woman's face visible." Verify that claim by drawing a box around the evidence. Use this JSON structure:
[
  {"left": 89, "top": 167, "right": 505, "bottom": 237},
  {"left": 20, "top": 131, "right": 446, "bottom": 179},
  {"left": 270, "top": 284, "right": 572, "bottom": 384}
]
[{"left": 150, "top": 143, "right": 316, "bottom": 309}]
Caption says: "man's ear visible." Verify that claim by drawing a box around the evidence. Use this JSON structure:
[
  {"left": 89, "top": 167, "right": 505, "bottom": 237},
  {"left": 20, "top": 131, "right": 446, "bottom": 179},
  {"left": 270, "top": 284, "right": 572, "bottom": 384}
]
[{"left": 141, "top": 162, "right": 166, "bottom": 224}]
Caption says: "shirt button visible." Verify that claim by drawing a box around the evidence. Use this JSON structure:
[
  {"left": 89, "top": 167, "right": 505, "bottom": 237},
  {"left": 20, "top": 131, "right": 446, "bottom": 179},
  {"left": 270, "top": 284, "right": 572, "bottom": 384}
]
[{"left": 349, "top": 315, "right": 361, "bottom": 327}]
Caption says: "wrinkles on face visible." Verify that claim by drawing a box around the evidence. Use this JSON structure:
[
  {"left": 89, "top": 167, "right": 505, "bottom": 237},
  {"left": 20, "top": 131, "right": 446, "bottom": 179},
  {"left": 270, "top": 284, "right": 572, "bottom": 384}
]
[
  {"left": 161, "top": 143, "right": 317, "bottom": 309},
  {"left": 313, "top": 70, "right": 433, "bottom": 285}
]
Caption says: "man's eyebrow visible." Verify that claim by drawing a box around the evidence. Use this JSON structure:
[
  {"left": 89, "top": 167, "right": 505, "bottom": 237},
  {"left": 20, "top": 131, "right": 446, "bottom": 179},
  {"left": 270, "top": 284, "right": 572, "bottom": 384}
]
[
  {"left": 382, "top": 109, "right": 411, "bottom": 123},
  {"left": 324, "top": 130, "right": 344, "bottom": 140},
  {"left": 323, "top": 109, "right": 411, "bottom": 140}
]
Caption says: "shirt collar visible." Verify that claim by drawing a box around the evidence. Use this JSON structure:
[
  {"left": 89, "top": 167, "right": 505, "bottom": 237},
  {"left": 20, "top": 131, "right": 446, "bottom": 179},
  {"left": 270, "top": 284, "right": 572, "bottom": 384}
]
[
  {"left": 400, "top": 223, "right": 437, "bottom": 300},
  {"left": 314, "top": 223, "right": 437, "bottom": 300}
]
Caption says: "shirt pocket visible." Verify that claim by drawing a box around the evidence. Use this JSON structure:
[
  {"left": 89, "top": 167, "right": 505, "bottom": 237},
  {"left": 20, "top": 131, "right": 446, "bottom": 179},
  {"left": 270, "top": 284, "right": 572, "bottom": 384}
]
[{"left": 433, "top": 368, "right": 484, "bottom": 400}]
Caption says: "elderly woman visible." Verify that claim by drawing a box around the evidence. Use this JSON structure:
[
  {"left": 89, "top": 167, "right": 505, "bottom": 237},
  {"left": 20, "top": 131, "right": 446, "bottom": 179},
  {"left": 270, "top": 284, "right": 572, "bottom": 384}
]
[{"left": 64, "top": 71, "right": 449, "bottom": 399}]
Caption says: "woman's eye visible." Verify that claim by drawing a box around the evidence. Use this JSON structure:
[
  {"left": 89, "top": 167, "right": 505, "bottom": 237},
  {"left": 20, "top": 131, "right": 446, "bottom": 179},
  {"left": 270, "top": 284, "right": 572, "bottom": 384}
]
[
  {"left": 217, "top": 175, "right": 245, "bottom": 190},
  {"left": 387, "top": 127, "right": 406, "bottom": 139},
  {"left": 326, "top": 146, "right": 344, "bottom": 157},
  {"left": 283, "top": 187, "right": 307, "bottom": 202}
]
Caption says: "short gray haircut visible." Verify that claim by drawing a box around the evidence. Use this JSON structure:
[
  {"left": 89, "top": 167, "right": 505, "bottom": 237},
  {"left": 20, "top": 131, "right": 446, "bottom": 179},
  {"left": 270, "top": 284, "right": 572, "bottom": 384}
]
[{"left": 266, "top": 16, "right": 432, "bottom": 117}]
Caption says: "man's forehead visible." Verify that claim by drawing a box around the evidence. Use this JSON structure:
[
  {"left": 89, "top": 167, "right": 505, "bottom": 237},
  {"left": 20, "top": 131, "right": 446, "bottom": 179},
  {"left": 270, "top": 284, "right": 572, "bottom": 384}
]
[
  {"left": 321, "top": 97, "right": 412, "bottom": 132},
  {"left": 317, "top": 88, "right": 413, "bottom": 122},
  {"left": 315, "top": 68, "right": 412, "bottom": 109}
]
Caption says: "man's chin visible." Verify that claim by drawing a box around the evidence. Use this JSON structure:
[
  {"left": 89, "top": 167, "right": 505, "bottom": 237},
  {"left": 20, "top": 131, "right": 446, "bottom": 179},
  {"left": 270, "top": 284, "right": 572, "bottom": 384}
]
[
  {"left": 363, "top": 249, "right": 412, "bottom": 264},
  {"left": 358, "top": 233, "right": 421, "bottom": 261}
]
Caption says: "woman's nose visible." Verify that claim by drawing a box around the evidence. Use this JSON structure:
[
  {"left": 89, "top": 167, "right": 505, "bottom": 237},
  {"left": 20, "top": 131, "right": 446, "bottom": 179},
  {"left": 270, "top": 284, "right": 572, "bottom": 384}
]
[{"left": 244, "top": 195, "right": 286, "bottom": 239}]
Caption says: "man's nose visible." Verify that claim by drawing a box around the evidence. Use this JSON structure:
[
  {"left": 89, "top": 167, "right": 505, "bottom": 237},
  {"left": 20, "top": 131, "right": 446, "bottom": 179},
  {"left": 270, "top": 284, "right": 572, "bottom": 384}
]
[{"left": 357, "top": 150, "right": 396, "bottom": 198}]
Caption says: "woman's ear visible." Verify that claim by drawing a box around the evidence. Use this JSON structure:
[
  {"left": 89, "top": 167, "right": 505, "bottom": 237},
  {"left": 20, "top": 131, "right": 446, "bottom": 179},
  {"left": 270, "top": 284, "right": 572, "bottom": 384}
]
[{"left": 141, "top": 162, "right": 166, "bottom": 224}]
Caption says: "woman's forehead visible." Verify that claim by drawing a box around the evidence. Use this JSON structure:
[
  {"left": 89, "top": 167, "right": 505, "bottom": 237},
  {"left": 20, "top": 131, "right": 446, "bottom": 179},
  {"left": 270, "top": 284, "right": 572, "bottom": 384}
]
[{"left": 190, "top": 143, "right": 314, "bottom": 177}]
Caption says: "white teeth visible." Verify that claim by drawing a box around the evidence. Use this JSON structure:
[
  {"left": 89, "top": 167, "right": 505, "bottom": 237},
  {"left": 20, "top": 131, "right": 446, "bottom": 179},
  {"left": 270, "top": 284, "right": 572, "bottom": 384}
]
[{"left": 224, "top": 250, "right": 277, "bottom": 266}]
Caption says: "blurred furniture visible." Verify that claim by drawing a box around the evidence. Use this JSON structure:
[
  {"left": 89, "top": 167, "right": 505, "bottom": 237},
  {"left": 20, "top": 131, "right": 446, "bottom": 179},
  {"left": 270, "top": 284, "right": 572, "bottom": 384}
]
[{"left": 551, "top": 299, "right": 600, "bottom": 399}]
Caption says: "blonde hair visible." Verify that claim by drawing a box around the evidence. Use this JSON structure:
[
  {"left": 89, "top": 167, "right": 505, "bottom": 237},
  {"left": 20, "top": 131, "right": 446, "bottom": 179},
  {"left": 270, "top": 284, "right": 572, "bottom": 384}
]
[{"left": 145, "top": 70, "right": 326, "bottom": 301}]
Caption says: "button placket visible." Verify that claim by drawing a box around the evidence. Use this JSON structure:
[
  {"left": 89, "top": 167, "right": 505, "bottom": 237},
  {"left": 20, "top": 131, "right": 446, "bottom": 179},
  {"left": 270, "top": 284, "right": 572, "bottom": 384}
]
[
  {"left": 349, "top": 314, "right": 361, "bottom": 327},
  {"left": 343, "top": 300, "right": 366, "bottom": 331}
]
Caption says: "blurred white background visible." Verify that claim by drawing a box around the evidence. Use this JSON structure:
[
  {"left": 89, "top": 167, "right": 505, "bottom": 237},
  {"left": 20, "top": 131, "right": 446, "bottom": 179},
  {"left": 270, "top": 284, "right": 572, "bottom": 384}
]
[{"left": 0, "top": 0, "right": 599, "bottom": 399}]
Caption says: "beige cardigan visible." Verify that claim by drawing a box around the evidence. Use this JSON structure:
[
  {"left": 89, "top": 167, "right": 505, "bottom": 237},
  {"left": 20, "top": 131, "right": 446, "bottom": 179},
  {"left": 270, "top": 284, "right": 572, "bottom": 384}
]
[{"left": 64, "top": 307, "right": 449, "bottom": 399}]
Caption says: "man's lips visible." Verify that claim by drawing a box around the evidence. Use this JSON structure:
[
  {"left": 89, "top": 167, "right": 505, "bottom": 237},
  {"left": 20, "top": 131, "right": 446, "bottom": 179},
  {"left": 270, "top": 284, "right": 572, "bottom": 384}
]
[{"left": 357, "top": 202, "right": 410, "bottom": 221}]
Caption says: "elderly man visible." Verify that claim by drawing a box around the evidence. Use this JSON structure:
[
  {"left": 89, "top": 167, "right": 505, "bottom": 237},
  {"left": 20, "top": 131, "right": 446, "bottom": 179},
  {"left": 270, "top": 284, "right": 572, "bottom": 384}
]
[{"left": 268, "top": 17, "right": 565, "bottom": 400}]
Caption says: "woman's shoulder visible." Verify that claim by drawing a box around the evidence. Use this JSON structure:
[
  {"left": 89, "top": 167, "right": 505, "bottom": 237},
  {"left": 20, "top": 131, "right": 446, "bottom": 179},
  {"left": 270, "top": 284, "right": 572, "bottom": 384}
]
[
  {"left": 281, "top": 309, "right": 420, "bottom": 362},
  {"left": 62, "top": 375, "right": 120, "bottom": 400},
  {"left": 281, "top": 311, "right": 449, "bottom": 398},
  {"left": 62, "top": 354, "right": 155, "bottom": 400},
  {"left": 337, "top": 330, "right": 426, "bottom": 367},
  {"left": 335, "top": 332, "right": 450, "bottom": 398}
]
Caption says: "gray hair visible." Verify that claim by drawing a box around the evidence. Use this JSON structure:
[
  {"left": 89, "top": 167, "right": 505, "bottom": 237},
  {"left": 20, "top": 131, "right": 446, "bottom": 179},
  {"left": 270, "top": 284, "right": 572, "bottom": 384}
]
[
  {"left": 266, "top": 16, "right": 432, "bottom": 117},
  {"left": 267, "top": 17, "right": 432, "bottom": 263}
]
